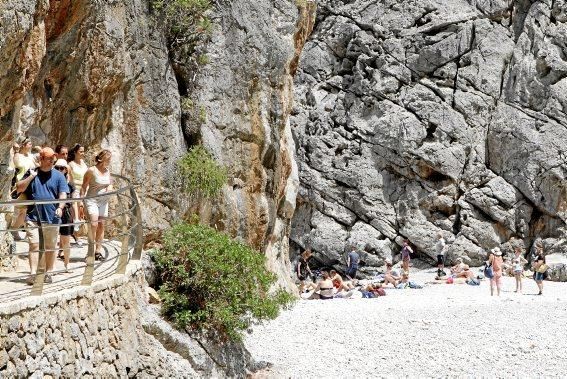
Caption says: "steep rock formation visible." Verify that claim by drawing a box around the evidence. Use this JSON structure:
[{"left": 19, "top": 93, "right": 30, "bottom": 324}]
[
  {"left": 0, "top": 0, "right": 185, "bottom": 234},
  {"left": 0, "top": 0, "right": 315, "bottom": 289},
  {"left": 291, "top": 0, "right": 567, "bottom": 272},
  {"left": 183, "top": 0, "right": 315, "bottom": 288}
]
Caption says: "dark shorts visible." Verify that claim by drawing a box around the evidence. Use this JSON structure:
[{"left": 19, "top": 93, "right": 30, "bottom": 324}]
[
  {"left": 437, "top": 254, "right": 445, "bottom": 265},
  {"left": 535, "top": 272, "right": 545, "bottom": 281},
  {"left": 60, "top": 209, "right": 73, "bottom": 236}
]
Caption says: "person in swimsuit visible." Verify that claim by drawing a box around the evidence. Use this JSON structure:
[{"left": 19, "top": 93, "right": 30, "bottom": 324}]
[
  {"left": 512, "top": 247, "right": 528, "bottom": 293},
  {"left": 533, "top": 246, "right": 546, "bottom": 295},
  {"left": 81, "top": 150, "right": 113, "bottom": 261},
  {"left": 330, "top": 269, "right": 354, "bottom": 293},
  {"left": 400, "top": 240, "right": 413, "bottom": 274},
  {"left": 382, "top": 261, "right": 401, "bottom": 287},
  {"left": 488, "top": 247, "right": 504, "bottom": 296},
  {"left": 68, "top": 144, "right": 88, "bottom": 232},
  {"left": 308, "top": 271, "right": 334, "bottom": 300}
]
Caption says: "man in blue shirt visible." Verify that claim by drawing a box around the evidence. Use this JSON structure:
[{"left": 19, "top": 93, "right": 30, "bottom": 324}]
[
  {"left": 17, "top": 147, "right": 69, "bottom": 284},
  {"left": 346, "top": 246, "right": 360, "bottom": 280}
]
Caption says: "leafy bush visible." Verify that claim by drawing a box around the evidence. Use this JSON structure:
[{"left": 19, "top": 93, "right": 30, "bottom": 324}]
[
  {"left": 178, "top": 145, "right": 226, "bottom": 198},
  {"left": 152, "top": 222, "right": 295, "bottom": 340},
  {"left": 150, "top": 0, "right": 212, "bottom": 58}
]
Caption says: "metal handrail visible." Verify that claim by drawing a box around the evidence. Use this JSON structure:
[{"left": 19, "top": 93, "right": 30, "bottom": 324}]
[{"left": 0, "top": 173, "right": 143, "bottom": 297}]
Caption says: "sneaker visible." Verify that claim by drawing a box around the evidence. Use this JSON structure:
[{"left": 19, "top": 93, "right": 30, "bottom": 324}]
[
  {"left": 10, "top": 242, "right": 16, "bottom": 255},
  {"left": 26, "top": 275, "right": 35, "bottom": 285},
  {"left": 44, "top": 274, "right": 53, "bottom": 284},
  {"left": 11, "top": 231, "right": 23, "bottom": 241},
  {"left": 94, "top": 252, "right": 105, "bottom": 261}
]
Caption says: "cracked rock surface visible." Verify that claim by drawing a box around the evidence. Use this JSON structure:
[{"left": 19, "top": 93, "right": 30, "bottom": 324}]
[{"left": 290, "top": 0, "right": 567, "bottom": 273}]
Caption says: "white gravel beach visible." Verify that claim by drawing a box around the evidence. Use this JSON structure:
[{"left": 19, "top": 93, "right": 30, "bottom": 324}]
[{"left": 245, "top": 268, "right": 567, "bottom": 378}]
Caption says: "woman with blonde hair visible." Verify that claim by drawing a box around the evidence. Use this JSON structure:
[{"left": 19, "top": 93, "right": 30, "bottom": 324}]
[
  {"left": 10, "top": 138, "right": 36, "bottom": 239},
  {"left": 68, "top": 144, "right": 88, "bottom": 231},
  {"left": 81, "top": 149, "right": 113, "bottom": 261}
]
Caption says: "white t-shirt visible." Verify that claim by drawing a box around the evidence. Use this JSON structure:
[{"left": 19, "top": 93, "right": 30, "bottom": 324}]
[{"left": 435, "top": 239, "right": 446, "bottom": 256}]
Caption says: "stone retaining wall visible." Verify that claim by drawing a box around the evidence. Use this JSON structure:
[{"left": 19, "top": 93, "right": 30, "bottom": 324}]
[{"left": 0, "top": 261, "right": 254, "bottom": 378}]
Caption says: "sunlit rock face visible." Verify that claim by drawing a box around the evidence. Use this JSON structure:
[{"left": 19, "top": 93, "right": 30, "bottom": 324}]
[
  {"left": 0, "top": 0, "right": 185, "bottom": 234},
  {"left": 290, "top": 0, "right": 567, "bottom": 273},
  {"left": 0, "top": 0, "right": 315, "bottom": 288}
]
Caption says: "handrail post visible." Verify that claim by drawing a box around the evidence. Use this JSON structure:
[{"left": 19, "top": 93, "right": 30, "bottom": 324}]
[
  {"left": 81, "top": 199, "right": 95, "bottom": 286},
  {"left": 30, "top": 216, "right": 46, "bottom": 296},
  {"left": 130, "top": 187, "right": 143, "bottom": 260},
  {"left": 115, "top": 193, "right": 130, "bottom": 275}
]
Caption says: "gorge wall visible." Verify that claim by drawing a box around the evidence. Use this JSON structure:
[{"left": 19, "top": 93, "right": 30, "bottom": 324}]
[
  {"left": 0, "top": 0, "right": 315, "bottom": 287},
  {"left": 290, "top": 0, "right": 567, "bottom": 272}
]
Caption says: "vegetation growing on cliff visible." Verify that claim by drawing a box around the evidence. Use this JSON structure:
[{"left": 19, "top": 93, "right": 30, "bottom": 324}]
[
  {"left": 152, "top": 222, "right": 294, "bottom": 340},
  {"left": 178, "top": 145, "right": 226, "bottom": 198},
  {"left": 150, "top": 0, "right": 212, "bottom": 59}
]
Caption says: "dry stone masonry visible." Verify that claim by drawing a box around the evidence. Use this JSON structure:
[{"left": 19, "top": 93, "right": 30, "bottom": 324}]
[{"left": 290, "top": 0, "right": 567, "bottom": 273}]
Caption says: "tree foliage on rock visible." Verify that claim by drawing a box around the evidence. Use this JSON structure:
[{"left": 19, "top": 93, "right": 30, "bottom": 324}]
[
  {"left": 150, "top": 0, "right": 213, "bottom": 64},
  {"left": 178, "top": 145, "right": 226, "bottom": 199},
  {"left": 152, "top": 222, "right": 294, "bottom": 341}
]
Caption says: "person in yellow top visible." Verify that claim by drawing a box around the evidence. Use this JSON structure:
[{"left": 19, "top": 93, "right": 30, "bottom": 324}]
[
  {"left": 10, "top": 138, "right": 37, "bottom": 239},
  {"left": 68, "top": 144, "right": 88, "bottom": 231}
]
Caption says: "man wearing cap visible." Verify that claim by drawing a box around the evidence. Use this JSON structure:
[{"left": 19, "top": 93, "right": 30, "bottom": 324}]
[{"left": 16, "top": 147, "right": 69, "bottom": 284}]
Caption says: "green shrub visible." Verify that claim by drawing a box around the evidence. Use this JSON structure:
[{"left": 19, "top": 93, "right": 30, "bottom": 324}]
[
  {"left": 178, "top": 145, "right": 226, "bottom": 198},
  {"left": 152, "top": 222, "right": 295, "bottom": 340},
  {"left": 150, "top": 0, "right": 212, "bottom": 56}
]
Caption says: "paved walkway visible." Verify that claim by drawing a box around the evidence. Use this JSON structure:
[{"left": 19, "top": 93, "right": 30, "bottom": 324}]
[{"left": 0, "top": 238, "right": 126, "bottom": 302}]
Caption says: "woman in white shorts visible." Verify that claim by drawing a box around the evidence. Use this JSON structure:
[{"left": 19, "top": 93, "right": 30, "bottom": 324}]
[
  {"left": 81, "top": 150, "right": 113, "bottom": 261},
  {"left": 68, "top": 144, "right": 88, "bottom": 231}
]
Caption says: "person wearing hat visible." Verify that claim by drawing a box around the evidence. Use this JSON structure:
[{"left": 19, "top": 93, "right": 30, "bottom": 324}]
[
  {"left": 16, "top": 147, "right": 69, "bottom": 284},
  {"left": 487, "top": 247, "right": 504, "bottom": 296}
]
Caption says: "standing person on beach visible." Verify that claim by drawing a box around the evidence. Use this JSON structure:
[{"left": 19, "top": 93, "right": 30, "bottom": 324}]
[
  {"left": 512, "top": 247, "right": 528, "bottom": 293},
  {"left": 296, "top": 249, "right": 313, "bottom": 293},
  {"left": 435, "top": 232, "right": 447, "bottom": 277},
  {"left": 400, "top": 240, "right": 413, "bottom": 274},
  {"left": 488, "top": 247, "right": 504, "bottom": 296},
  {"left": 533, "top": 246, "right": 547, "bottom": 295},
  {"left": 346, "top": 246, "right": 360, "bottom": 279}
]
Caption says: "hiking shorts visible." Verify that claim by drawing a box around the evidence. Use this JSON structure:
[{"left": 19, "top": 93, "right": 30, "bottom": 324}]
[
  {"left": 437, "top": 254, "right": 445, "bottom": 265},
  {"left": 84, "top": 197, "right": 109, "bottom": 218},
  {"left": 26, "top": 221, "right": 59, "bottom": 251}
]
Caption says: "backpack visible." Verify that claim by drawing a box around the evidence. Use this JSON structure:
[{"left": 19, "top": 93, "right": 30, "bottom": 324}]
[{"left": 484, "top": 264, "right": 494, "bottom": 279}]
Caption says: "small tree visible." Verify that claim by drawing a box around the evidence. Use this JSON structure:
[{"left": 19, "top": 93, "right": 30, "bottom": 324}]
[
  {"left": 178, "top": 145, "right": 226, "bottom": 199},
  {"left": 152, "top": 222, "right": 294, "bottom": 340}
]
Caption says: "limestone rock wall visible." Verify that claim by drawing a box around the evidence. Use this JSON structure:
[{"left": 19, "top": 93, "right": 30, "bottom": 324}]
[
  {"left": 291, "top": 0, "right": 567, "bottom": 272},
  {"left": 0, "top": 263, "right": 256, "bottom": 377},
  {"left": 0, "top": 0, "right": 185, "bottom": 234},
  {"left": 184, "top": 0, "right": 315, "bottom": 289},
  {"left": 0, "top": 0, "right": 315, "bottom": 288}
]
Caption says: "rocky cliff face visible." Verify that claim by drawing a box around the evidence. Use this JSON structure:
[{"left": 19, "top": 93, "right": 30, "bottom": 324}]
[
  {"left": 290, "top": 0, "right": 567, "bottom": 272},
  {"left": 0, "top": 0, "right": 185, "bottom": 233},
  {"left": 1, "top": 0, "right": 315, "bottom": 287}
]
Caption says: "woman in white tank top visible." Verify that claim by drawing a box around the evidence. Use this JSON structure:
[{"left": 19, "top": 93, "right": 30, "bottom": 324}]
[{"left": 81, "top": 149, "right": 113, "bottom": 261}]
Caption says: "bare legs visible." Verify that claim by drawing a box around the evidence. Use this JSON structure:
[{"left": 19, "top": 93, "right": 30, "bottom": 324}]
[
  {"left": 60, "top": 235, "right": 70, "bottom": 270},
  {"left": 514, "top": 273, "right": 522, "bottom": 293}
]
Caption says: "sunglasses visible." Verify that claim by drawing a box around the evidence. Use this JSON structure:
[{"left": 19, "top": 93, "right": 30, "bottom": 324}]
[{"left": 55, "top": 166, "right": 67, "bottom": 171}]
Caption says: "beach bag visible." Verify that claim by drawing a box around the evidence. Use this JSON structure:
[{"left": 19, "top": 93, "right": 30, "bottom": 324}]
[
  {"left": 537, "top": 264, "right": 549, "bottom": 274},
  {"left": 484, "top": 264, "right": 494, "bottom": 279}
]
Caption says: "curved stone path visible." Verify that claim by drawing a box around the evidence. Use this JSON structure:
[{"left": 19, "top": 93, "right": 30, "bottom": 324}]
[{"left": 0, "top": 238, "right": 126, "bottom": 302}]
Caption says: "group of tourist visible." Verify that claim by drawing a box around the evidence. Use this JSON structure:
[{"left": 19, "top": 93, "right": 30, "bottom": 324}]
[
  {"left": 7, "top": 139, "right": 113, "bottom": 284},
  {"left": 297, "top": 235, "right": 550, "bottom": 299}
]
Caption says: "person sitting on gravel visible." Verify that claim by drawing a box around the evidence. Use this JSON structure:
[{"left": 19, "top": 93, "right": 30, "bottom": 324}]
[
  {"left": 382, "top": 261, "right": 401, "bottom": 287},
  {"left": 362, "top": 283, "right": 386, "bottom": 297},
  {"left": 450, "top": 258, "right": 466, "bottom": 274},
  {"left": 308, "top": 271, "right": 335, "bottom": 300},
  {"left": 330, "top": 269, "right": 354, "bottom": 292}
]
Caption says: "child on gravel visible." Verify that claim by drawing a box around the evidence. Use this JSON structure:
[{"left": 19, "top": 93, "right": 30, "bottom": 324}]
[{"left": 512, "top": 247, "right": 528, "bottom": 293}]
